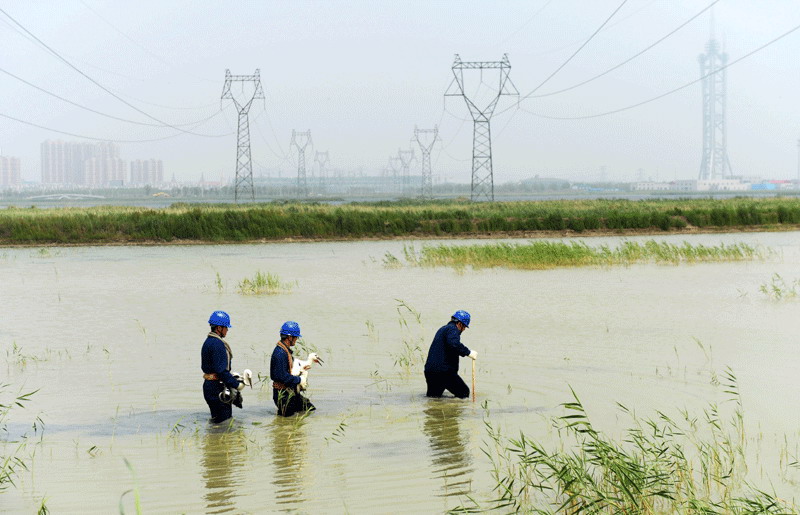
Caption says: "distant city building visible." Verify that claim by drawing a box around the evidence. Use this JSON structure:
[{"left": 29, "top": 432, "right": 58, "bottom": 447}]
[
  {"left": 84, "top": 157, "right": 126, "bottom": 186},
  {"left": 0, "top": 156, "right": 21, "bottom": 187},
  {"left": 41, "top": 140, "right": 122, "bottom": 186},
  {"left": 130, "top": 159, "right": 164, "bottom": 185}
]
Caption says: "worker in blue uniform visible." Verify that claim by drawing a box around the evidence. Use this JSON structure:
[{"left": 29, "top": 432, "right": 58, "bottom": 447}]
[
  {"left": 271, "top": 321, "right": 316, "bottom": 417},
  {"left": 424, "top": 310, "right": 477, "bottom": 399},
  {"left": 201, "top": 310, "right": 246, "bottom": 423}
]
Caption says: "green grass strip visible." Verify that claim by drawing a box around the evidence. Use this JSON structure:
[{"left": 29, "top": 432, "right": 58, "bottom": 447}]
[
  {"left": 405, "top": 240, "right": 762, "bottom": 269},
  {"left": 0, "top": 197, "right": 799, "bottom": 244}
]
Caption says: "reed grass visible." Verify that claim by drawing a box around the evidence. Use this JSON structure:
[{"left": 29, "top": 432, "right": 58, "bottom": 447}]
[
  {"left": 237, "top": 271, "right": 294, "bottom": 295},
  {"left": 402, "top": 240, "right": 762, "bottom": 270},
  {"left": 452, "top": 370, "right": 796, "bottom": 514},
  {"left": 0, "top": 385, "right": 37, "bottom": 491},
  {"left": 1, "top": 197, "right": 799, "bottom": 244},
  {"left": 759, "top": 273, "right": 800, "bottom": 300}
]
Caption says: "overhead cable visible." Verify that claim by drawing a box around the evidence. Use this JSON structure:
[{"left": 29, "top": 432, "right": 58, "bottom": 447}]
[
  {"left": 0, "top": 7, "right": 220, "bottom": 137},
  {"left": 0, "top": 110, "right": 232, "bottom": 143},
  {"left": 0, "top": 67, "right": 226, "bottom": 132},
  {"left": 518, "top": 21, "right": 800, "bottom": 120},
  {"left": 530, "top": 0, "right": 720, "bottom": 99}
]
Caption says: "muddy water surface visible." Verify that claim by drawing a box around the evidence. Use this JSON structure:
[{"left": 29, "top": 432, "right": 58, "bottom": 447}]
[{"left": 2, "top": 232, "right": 800, "bottom": 512}]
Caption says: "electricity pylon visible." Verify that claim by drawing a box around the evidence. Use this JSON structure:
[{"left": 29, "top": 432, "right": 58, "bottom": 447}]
[
  {"left": 398, "top": 148, "right": 415, "bottom": 196},
  {"left": 221, "top": 69, "right": 264, "bottom": 202},
  {"left": 291, "top": 130, "right": 313, "bottom": 197},
  {"left": 314, "top": 151, "right": 329, "bottom": 195},
  {"left": 388, "top": 156, "right": 402, "bottom": 194},
  {"left": 413, "top": 125, "right": 439, "bottom": 199},
  {"left": 445, "top": 54, "right": 518, "bottom": 201}
]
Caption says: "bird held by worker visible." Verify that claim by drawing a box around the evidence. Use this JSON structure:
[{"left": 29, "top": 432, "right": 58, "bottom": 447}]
[{"left": 291, "top": 352, "right": 323, "bottom": 376}]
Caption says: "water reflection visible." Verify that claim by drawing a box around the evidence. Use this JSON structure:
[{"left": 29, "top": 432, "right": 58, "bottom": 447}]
[
  {"left": 270, "top": 416, "right": 309, "bottom": 507},
  {"left": 423, "top": 399, "right": 474, "bottom": 498},
  {"left": 200, "top": 424, "right": 247, "bottom": 514}
]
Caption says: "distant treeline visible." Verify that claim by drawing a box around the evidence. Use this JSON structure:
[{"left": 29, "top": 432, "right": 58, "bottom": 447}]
[{"left": 1, "top": 198, "right": 799, "bottom": 244}]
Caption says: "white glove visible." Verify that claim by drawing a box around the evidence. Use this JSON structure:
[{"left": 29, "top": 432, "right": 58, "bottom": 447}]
[
  {"left": 468, "top": 350, "right": 478, "bottom": 360},
  {"left": 299, "top": 374, "right": 308, "bottom": 391}
]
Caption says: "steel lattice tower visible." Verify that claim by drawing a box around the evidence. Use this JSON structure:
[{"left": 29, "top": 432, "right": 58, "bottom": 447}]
[
  {"left": 291, "top": 130, "right": 313, "bottom": 197},
  {"left": 388, "top": 156, "right": 402, "bottom": 194},
  {"left": 414, "top": 125, "right": 439, "bottom": 199},
  {"left": 698, "top": 39, "right": 733, "bottom": 180},
  {"left": 446, "top": 54, "right": 518, "bottom": 201},
  {"left": 315, "top": 151, "right": 329, "bottom": 195},
  {"left": 397, "top": 148, "right": 415, "bottom": 196},
  {"left": 221, "top": 69, "right": 264, "bottom": 202}
]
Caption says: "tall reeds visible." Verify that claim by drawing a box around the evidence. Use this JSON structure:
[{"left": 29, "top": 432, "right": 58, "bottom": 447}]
[
  {"left": 1, "top": 198, "right": 799, "bottom": 244},
  {"left": 404, "top": 240, "right": 762, "bottom": 270},
  {"left": 453, "top": 371, "right": 796, "bottom": 513},
  {"left": 237, "top": 271, "right": 294, "bottom": 295}
]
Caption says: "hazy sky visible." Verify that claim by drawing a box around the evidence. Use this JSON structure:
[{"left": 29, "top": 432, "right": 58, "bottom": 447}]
[{"left": 0, "top": 1, "right": 798, "bottom": 183}]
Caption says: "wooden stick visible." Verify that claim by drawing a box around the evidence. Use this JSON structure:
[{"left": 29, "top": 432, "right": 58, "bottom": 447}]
[{"left": 472, "top": 359, "right": 476, "bottom": 403}]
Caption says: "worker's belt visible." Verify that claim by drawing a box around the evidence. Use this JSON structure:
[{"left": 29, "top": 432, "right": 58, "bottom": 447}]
[
  {"left": 203, "top": 373, "right": 220, "bottom": 381},
  {"left": 273, "top": 381, "right": 292, "bottom": 391}
]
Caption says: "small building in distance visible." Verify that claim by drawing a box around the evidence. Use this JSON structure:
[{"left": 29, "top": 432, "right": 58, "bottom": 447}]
[{"left": 0, "top": 156, "right": 21, "bottom": 187}]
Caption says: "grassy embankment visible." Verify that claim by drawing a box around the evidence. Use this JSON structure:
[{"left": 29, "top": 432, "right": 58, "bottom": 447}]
[
  {"left": 400, "top": 240, "right": 763, "bottom": 270},
  {"left": 1, "top": 197, "right": 800, "bottom": 245}
]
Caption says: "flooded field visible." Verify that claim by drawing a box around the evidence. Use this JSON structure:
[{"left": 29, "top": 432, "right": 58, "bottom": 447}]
[{"left": 2, "top": 231, "right": 800, "bottom": 512}]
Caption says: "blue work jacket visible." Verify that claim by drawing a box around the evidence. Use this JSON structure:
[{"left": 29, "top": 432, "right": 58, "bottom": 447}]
[
  {"left": 271, "top": 344, "right": 301, "bottom": 388},
  {"left": 201, "top": 335, "right": 240, "bottom": 389},
  {"left": 424, "top": 321, "right": 471, "bottom": 374}
]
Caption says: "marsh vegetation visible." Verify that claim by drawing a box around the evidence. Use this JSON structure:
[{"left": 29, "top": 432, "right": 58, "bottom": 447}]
[
  {"left": 453, "top": 371, "right": 797, "bottom": 514},
  {"left": 394, "top": 240, "right": 763, "bottom": 270},
  {"left": 2, "top": 197, "right": 800, "bottom": 244}
]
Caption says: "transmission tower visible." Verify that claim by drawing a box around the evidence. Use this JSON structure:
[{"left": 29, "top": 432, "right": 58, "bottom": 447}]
[
  {"left": 413, "top": 125, "right": 439, "bottom": 199},
  {"left": 315, "top": 151, "right": 329, "bottom": 195},
  {"left": 445, "top": 54, "right": 518, "bottom": 201},
  {"left": 387, "top": 156, "right": 402, "bottom": 194},
  {"left": 291, "top": 130, "right": 313, "bottom": 197},
  {"left": 698, "top": 32, "right": 733, "bottom": 180},
  {"left": 397, "top": 148, "right": 415, "bottom": 196},
  {"left": 221, "top": 69, "right": 264, "bottom": 202}
]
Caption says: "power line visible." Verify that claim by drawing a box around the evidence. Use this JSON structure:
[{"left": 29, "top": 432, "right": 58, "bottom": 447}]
[
  {"left": 524, "top": 0, "right": 630, "bottom": 98},
  {"left": 0, "top": 67, "right": 227, "bottom": 132},
  {"left": 78, "top": 0, "right": 217, "bottom": 85},
  {"left": 530, "top": 0, "right": 720, "bottom": 99},
  {"left": 0, "top": 109, "right": 229, "bottom": 143},
  {"left": 516, "top": 21, "right": 800, "bottom": 121},
  {"left": 0, "top": 7, "right": 218, "bottom": 137}
]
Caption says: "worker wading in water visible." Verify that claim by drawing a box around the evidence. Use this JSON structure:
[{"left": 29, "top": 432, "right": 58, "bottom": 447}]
[
  {"left": 424, "top": 310, "right": 477, "bottom": 399},
  {"left": 201, "top": 311, "right": 246, "bottom": 423},
  {"left": 270, "top": 321, "right": 316, "bottom": 417}
]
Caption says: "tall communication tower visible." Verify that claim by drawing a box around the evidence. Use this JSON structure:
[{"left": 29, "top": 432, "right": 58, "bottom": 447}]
[
  {"left": 413, "top": 126, "right": 439, "bottom": 199},
  {"left": 398, "top": 148, "right": 415, "bottom": 196},
  {"left": 315, "top": 151, "right": 329, "bottom": 195},
  {"left": 221, "top": 69, "right": 264, "bottom": 202},
  {"left": 698, "top": 35, "right": 733, "bottom": 180},
  {"left": 291, "top": 130, "right": 313, "bottom": 197},
  {"left": 446, "top": 54, "right": 518, "bottom": 201}
]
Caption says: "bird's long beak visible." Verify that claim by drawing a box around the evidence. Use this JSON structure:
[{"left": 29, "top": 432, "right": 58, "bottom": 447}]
[{"left": 315, "top": 357, "right": 324, "bottom": 366}]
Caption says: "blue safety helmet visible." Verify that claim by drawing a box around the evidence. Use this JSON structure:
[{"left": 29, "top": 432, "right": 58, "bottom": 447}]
[
  {"left": 452, "top": 310, "right": 470, "bottom": 327},
  {"left": 208, "top": 310, "right": 232, "bottom": 328},
  {"left": 280, "top": 321, "right": 302, "bottom": 338}
]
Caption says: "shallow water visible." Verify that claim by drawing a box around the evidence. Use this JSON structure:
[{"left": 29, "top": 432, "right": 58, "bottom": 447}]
[{"left": 2, "top": 232, "right": 800, "bottom": 512}]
